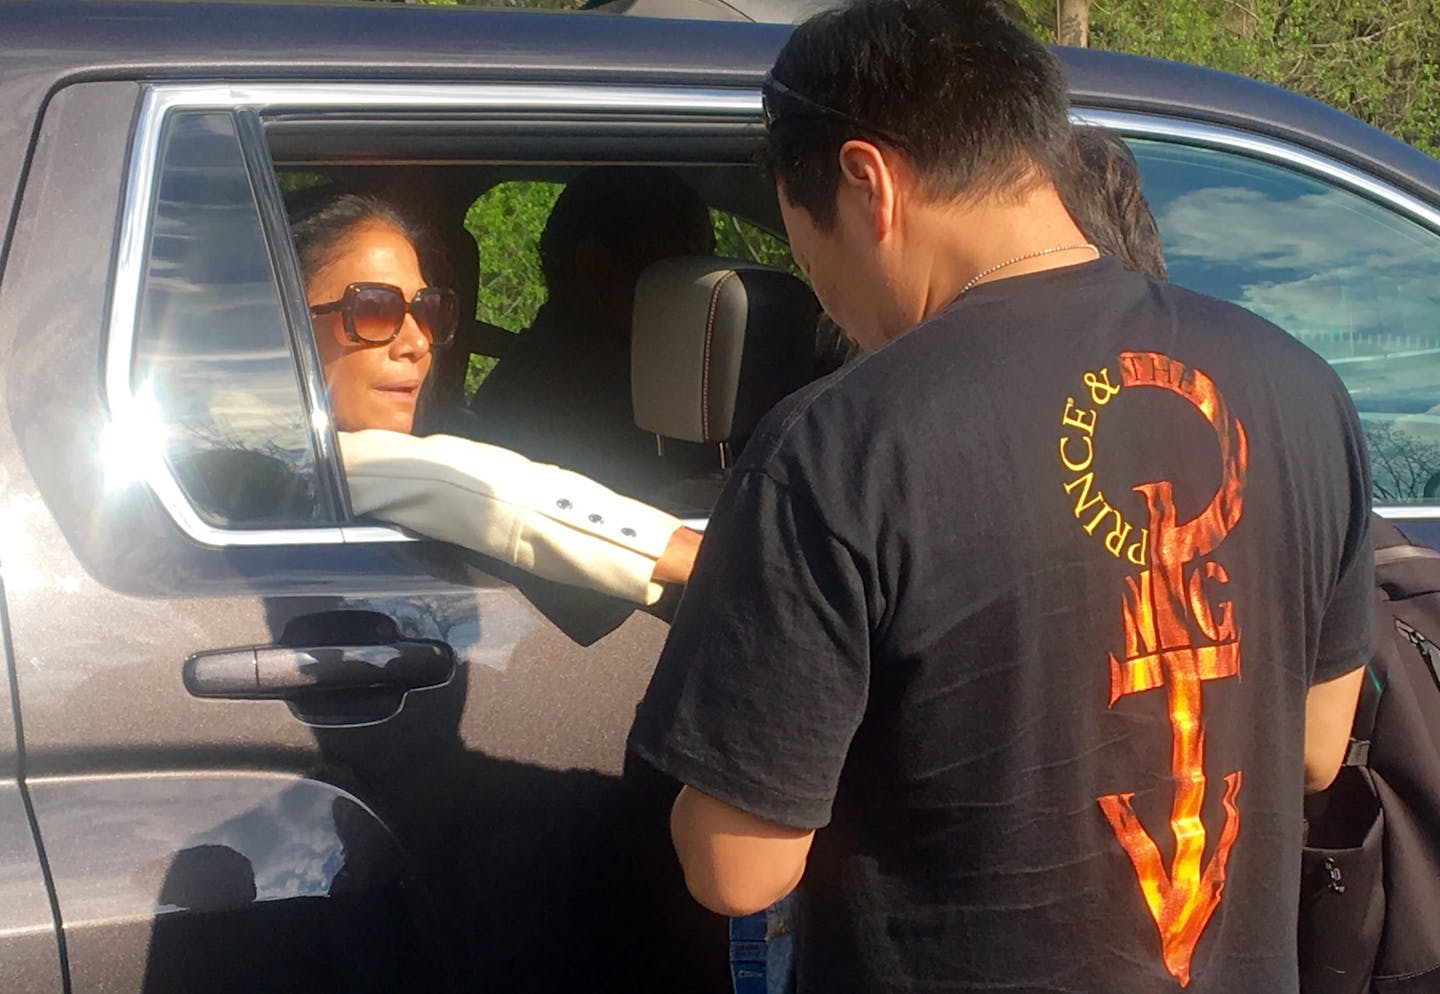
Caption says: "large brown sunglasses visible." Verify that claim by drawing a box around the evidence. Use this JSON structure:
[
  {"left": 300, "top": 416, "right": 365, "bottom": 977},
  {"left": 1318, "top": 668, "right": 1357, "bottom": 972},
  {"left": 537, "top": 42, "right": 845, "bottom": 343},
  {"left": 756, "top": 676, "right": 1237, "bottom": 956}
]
[{"left": 309, "top": 282, "right": 459, "bottom": 347}]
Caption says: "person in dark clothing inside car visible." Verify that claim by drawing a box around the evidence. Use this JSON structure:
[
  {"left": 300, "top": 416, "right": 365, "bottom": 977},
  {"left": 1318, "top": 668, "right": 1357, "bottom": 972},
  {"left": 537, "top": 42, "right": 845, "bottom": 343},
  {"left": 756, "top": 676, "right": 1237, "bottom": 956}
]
[
  {"left": 627, "top": 2, "right": 1373, "bottom": 992},
  {"left": 468, "top": 166, "right": 718, "bottom": 497}
]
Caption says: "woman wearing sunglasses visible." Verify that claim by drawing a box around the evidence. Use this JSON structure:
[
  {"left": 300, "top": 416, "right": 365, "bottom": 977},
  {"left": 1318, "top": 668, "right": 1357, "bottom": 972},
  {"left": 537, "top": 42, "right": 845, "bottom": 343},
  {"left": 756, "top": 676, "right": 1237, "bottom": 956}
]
[{"left": 291, "top": 188, "right": 700, "bottom": 604}]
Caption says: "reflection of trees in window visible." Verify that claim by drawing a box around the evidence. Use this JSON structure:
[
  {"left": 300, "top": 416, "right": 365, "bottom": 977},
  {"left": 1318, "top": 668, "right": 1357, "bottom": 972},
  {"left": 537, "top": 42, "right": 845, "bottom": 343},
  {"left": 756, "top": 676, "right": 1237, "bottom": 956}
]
[
  {"left": 1363, "top": 419, "right": 1440, "bottom": 503},
  {"left": 170, "top": 421, "right": 321, "bottom": 527}
]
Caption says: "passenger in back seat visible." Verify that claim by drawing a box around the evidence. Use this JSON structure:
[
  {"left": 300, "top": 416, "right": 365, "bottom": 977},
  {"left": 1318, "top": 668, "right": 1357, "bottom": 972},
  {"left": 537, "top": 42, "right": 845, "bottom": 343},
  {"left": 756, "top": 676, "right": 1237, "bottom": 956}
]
[{"left": 469, "top": 166, "right": 719, "bottom": 497}]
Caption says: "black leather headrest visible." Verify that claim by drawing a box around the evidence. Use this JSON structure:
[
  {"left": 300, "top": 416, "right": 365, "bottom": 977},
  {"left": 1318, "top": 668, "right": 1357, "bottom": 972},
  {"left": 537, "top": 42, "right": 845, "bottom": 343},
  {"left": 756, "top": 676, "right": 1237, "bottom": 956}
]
[{"left": 631, "top": 256, "right": 820, "bottom": 444}]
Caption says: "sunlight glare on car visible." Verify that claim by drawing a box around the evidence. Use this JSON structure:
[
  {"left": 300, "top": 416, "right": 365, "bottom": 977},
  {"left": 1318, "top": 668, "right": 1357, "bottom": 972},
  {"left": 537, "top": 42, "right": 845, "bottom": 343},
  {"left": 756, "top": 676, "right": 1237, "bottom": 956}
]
[{"left": 100, "top": 379, "right": 169, "bottom": 493}]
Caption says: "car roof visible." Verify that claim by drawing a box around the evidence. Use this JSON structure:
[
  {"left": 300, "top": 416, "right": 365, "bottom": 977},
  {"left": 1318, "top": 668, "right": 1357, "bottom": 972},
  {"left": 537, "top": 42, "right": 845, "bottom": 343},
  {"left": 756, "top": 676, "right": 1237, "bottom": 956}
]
[{"left": 5, "top": 0, "right": 1440, "bottom": 207}]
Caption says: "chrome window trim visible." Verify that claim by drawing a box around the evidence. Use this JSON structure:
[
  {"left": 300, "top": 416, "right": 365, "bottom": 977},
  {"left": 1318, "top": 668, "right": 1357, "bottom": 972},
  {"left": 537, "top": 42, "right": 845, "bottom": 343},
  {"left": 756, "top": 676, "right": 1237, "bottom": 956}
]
[
  {"left": 1076, "top": 108, "right": 1440, "bottom": 518},
  {"left": 107, "top": 82, "right": 761, "bottom": 549},
  {"left": 1072, "top": 108, "right": 1440, "bottom": 235}
]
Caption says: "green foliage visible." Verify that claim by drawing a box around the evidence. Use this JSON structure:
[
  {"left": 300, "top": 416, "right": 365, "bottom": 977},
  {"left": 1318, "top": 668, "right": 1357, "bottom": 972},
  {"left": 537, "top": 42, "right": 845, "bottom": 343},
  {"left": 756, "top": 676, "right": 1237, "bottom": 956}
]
[
  {"left": 1017, "top": 0, "right": 1440, "bottom": 158},
  {"left": 465, "top": 181, "right": 562, "bottom": 330},
  {"left": 461, "top": 182, "right": 561, "bottom": 391},
  {"left": 712, "top": 210, "right": 802, "bottom": 277},
  {"left": 276, "top": 171, "right": 329, "bottom": 195}
]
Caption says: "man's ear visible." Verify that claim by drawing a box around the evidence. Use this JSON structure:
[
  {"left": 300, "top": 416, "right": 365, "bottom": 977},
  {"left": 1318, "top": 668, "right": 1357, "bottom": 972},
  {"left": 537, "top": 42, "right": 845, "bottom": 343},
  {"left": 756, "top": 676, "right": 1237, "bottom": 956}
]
[{"left": 837, "top": 140, "right": 898, "bottom": 240}]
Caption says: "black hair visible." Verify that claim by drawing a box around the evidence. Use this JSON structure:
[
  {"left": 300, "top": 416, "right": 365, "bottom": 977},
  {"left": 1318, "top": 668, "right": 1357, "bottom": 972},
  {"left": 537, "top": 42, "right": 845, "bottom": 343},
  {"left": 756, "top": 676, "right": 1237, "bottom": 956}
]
[
  {"left": 764, "top": 0, "right": 1072, "bottom": 229},
  {"left": 1063, "top": 127, "right": 1167, "bottom": 281},
  {"left": 285, "top": 186, "right": 440, "bottom": 288},
  {"left": 538, "top": 166, "right": 715, "bottom": 294}
]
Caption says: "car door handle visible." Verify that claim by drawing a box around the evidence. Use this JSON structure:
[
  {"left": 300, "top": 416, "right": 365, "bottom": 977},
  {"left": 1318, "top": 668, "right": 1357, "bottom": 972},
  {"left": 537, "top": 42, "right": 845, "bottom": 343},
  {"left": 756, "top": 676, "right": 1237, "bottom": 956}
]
[{"left": 183, "top": 641, "right": 454, "bottom": 700}]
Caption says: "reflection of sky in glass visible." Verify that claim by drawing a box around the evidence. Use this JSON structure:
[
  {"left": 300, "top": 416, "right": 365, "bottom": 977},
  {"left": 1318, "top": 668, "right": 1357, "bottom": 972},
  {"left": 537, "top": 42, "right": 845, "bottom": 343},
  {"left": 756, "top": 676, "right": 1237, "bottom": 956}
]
[
  {"left": 132, "top": 112, "right": 324, "bottom": 523},
  {"left": 35, "top": 776, "right": 366, "bottom": 921},
  {"left": 1133, "top": 140, "right": 1440, "bottom": 502}
]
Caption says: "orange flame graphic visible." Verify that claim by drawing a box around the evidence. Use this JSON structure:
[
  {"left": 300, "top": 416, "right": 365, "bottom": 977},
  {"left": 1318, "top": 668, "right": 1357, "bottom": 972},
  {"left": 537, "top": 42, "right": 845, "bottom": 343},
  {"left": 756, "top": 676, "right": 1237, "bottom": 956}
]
[{"left": 1098, "top": 351, "right": 1249, "bottom": 987}]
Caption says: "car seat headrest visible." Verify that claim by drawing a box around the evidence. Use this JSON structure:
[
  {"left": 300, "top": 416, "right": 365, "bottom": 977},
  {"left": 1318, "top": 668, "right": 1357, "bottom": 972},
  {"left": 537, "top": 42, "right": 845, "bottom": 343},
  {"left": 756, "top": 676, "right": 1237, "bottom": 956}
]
[{"left": 631, "top": 255, "right": 820, "bottom": 445}]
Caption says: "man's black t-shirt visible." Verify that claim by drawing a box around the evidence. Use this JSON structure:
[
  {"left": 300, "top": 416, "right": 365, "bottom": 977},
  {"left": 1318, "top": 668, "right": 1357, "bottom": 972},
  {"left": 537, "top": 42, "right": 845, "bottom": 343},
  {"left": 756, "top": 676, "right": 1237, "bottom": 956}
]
[{"left": 627, "top": 259, "right": 1373, "bottom": 993}]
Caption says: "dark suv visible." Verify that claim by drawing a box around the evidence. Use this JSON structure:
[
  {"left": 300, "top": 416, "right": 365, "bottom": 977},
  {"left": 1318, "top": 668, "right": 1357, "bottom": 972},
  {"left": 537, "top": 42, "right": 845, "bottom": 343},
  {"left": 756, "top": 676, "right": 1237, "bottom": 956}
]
[{"left": 3, "top": 2, "right": 1440, "bottom": 992}]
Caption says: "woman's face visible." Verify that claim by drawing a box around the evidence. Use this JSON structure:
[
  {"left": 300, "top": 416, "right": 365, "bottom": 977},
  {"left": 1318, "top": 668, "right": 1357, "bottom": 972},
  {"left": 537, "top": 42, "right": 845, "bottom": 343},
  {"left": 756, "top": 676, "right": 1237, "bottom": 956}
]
[{"left": 307, "top": 221, "right": 435, "bottom": 434}]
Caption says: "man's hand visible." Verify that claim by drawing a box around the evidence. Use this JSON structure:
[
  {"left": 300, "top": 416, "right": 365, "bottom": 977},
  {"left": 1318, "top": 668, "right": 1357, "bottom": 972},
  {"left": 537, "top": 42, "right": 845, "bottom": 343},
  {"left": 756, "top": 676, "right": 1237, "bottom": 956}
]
[
  {"left": 670, "top": 786, "right": 814, "bottom": 917},
  {"left": 651, "top": 527, "right": 702, "bottom": 587}
]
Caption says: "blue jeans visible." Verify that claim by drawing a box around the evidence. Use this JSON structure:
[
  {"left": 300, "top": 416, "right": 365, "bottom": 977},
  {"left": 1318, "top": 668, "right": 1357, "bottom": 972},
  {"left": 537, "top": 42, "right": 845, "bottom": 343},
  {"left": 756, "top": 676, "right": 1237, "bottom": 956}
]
[{"left": 729, "top": 892, "right": 796, "bottom": 994}]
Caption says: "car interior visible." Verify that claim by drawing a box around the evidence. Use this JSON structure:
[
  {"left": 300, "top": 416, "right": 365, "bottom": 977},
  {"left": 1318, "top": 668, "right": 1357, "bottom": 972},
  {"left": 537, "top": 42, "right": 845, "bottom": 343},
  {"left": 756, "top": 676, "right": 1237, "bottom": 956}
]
[{"left": 267, "top": 122, "right": 829, "bottom": 522}]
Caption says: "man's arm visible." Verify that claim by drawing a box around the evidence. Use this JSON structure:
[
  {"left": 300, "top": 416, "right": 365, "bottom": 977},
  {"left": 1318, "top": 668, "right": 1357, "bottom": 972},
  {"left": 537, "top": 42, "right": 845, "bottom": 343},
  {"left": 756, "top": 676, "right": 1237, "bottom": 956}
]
[
  {"left": 670, "top": 786, "right": 814, "bottom": 917},
  {"left": 628, "top": 468, "right": 870, "bottom": 914},
  {"left": 1303, "top": 664, "right": 1365, "bottom": 793}
]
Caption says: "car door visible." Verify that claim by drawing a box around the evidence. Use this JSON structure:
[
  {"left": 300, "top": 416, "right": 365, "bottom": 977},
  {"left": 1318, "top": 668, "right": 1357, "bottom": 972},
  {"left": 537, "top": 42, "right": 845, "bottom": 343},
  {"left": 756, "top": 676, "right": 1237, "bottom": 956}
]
[
  {"left": 0, "top": 574, "right": 62, "bottom": 993},
  {"left": 1, "top": 71, "right": 768, "bottom": 993},
  {"left": 1, "top": 78, "right": 468, "bottom": 994},
  {"left": 1072, "top": 109, "right": 1440, "bottom": 544}
]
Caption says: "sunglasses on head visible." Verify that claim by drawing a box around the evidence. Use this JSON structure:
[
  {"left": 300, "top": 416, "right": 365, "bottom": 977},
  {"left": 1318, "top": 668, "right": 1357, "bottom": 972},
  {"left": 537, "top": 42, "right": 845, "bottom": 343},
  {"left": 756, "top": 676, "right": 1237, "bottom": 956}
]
[
  {"left": 309, "top": 282, "right": 459, "bottom": 347},
  {"left": 760, "top": 71, "right": 906, "bottom": 147}
]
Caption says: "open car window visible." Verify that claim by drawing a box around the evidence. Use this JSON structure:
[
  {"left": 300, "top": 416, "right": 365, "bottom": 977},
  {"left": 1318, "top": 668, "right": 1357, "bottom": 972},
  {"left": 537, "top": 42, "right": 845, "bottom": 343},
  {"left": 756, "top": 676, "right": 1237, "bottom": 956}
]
[{"left": 112, "top": 86, "right": 810, "bottom": 547}]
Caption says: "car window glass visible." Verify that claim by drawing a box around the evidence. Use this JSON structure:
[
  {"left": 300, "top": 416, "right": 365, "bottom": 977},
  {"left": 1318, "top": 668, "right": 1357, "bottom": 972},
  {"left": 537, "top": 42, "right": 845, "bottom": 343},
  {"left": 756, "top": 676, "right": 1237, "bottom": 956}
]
[
  {"left": 132, "top": 111, "right": 331, "bottom": 528},
  {"left": 1132, "top": 139, "right": 1440, "bottom": 506}
]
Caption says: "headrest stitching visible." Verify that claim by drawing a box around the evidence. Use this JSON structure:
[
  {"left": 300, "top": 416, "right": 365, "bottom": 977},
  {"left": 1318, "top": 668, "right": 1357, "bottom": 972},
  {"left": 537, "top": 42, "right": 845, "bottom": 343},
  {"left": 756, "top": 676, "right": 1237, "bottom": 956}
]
[{"left": 701, "top": 270, "right": 738, "bottom": 442}]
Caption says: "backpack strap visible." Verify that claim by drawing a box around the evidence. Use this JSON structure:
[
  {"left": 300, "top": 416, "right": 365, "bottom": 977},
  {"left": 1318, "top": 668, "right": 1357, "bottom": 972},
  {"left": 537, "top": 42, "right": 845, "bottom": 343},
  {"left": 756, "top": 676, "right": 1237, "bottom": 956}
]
[{"left": 1344, "top": 663, "right": 1383, "bottom": 767}]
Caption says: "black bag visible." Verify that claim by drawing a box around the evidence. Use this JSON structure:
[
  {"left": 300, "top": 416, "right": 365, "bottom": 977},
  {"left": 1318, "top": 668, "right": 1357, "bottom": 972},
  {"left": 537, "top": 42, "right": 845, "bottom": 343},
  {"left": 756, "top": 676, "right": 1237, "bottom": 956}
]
[{"left": 1299, "top": 515, "right": 1440, "bottom": 994}]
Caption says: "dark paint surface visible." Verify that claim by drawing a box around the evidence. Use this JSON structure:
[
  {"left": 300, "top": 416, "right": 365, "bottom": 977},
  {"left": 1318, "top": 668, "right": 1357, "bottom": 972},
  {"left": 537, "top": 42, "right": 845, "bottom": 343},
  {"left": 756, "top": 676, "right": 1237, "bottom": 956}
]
[{"left": 27, "top": 773, "right": 441, "bottom": 994}]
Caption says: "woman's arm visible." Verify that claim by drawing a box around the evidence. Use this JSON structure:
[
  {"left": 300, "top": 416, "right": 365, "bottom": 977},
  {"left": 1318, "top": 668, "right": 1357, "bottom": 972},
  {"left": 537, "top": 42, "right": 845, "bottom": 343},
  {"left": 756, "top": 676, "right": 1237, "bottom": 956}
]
[{"left": 339, "top": 429, "right": 697, "bottom": 604}]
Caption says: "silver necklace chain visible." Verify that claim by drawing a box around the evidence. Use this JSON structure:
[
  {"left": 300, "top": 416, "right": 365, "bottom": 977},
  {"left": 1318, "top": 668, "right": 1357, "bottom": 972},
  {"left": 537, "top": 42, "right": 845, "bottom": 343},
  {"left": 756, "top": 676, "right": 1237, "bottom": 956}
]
[{"left": 959, "top": 242, "right": 1100, "bottom": 296}]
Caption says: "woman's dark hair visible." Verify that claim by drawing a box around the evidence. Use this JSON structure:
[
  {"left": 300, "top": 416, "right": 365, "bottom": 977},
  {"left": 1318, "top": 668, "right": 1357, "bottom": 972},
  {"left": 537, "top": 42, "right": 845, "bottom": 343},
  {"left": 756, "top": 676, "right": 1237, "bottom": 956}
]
[
  {"left": 764, "top": 0, "right": 1072, "bottom": 229},
  {"left": 1063, "top": 127, "right": 1167, "bottom": 281},
  {"left": 285, "top": 186, "right": 442, "bottom": 288}
]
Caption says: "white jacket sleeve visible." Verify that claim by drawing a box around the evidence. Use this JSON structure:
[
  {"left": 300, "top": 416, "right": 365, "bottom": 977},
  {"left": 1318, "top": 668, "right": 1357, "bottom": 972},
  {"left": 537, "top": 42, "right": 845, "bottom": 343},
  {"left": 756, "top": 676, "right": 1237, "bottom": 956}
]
[{"left": 338, "top": 430, "right": 685, "bottom": 606}]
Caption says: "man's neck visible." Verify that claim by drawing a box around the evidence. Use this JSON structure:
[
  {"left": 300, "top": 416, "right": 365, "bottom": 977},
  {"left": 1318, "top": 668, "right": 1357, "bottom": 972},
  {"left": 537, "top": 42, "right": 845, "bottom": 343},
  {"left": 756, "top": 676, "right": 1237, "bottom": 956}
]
[{"left": 908, "top": 183, "right": 1095, "bottom": 321}]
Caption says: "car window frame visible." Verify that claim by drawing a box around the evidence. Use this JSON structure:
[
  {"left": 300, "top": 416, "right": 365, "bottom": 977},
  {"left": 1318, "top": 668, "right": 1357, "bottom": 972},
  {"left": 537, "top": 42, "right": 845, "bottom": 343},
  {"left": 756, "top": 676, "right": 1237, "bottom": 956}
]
[
  {"left": 1075, "top": 106, "right": 1440, "bottom": 521},
  {"left": 107, "top": 81, "right": 760, "bottom": 549}
]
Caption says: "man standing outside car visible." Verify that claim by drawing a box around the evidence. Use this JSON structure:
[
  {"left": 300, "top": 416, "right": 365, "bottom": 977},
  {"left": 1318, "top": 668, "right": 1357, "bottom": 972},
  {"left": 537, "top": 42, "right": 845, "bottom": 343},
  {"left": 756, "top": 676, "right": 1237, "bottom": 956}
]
[{"left": 626, "top": 1, "right": 1373, "bottom": 990}]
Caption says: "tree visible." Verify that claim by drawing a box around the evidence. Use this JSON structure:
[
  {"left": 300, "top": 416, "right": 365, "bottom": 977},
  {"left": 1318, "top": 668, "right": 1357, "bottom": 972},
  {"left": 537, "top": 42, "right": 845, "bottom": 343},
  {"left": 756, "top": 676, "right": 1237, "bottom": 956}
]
[
  {"left": 1056, "top": 0, "right": 1091, "bottom": 46},
  {"left": 1017, "top": 0, "right": 1440, "bottom": 158}
]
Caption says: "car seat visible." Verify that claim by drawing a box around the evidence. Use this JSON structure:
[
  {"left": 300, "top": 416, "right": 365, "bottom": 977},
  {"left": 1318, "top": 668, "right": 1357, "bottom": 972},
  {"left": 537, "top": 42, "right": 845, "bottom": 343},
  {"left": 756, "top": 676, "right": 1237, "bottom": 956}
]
[{"left": 630, "top": 255, "right": 821, "bottom": 516}]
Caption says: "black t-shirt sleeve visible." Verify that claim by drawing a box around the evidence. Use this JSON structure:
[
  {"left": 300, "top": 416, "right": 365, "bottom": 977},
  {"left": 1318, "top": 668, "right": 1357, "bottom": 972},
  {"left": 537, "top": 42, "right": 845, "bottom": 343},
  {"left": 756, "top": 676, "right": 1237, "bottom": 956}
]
[
  {"left": 1313, "top": 394, "right": 1374, "bottom": 685},
  {"left": 627, "top": 469, "right": 871, "bottom": 830}
]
